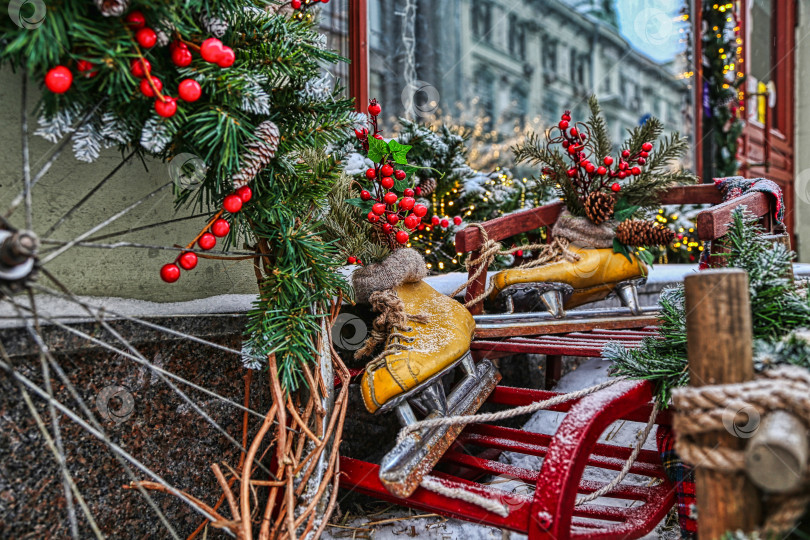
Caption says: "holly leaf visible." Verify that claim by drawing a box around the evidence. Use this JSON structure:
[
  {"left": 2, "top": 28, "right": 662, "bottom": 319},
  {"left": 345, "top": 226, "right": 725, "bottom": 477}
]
[
  {"left": 613, "top": 238, "right": 634, "bottom": 264},
  {"left": 394, "top": 178, "right": 411, "bottom": 192},
  {"left": 388, "top": 140, "right": 412, "bottom": 165},
  {"left": 637, "top": 249, "right": 655, "bottom": 266},
  {"left": 346, "top": 197, "right": 374, "bottom": 213},
  {"left": 367, "top": 137, "right": 389, "bottom": 163},
  {"left": 613, "top": 198, "right": 640, "bottom": 222}
]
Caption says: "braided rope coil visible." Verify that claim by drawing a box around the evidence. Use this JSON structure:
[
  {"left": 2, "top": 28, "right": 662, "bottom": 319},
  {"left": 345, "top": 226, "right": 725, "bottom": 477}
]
[{"left": 672, "top": 366, "right": 810, "bottom": 534}]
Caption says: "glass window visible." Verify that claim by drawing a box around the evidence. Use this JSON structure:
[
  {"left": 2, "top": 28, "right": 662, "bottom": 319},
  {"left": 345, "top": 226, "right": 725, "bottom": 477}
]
[
  {"left": 748, "top": 0, "right": 774, "bottom": 126},
  {"left": 366, "top": 0, "right": 694, "bottom": 174}
]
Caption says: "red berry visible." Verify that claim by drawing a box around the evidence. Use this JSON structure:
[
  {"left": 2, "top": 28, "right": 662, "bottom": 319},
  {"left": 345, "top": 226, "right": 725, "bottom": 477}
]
[
  {"left": 383, "top": 192, "right": 398, "bottom": 205},
  {"left": 621, "top": 149, "right": 631, "bottom": 158},
  {"left": 567, "top": 145, "right": 578, "bottom": 155},
  {"left": 347, "top": 256, "right": 356, "bottom": 264},
  {"left": 236, "top": 185, "right": 252, "bottom": 202},
  {"left": 179, "top": 251, "right": 198, "bottom": 270},
  {"left": 368, "top": 103, "right": 382, "bottom": 116},
  {"left": 404, "top": 214, "right": 419, "bottom": 229},
  {"left": 45, "top": 66, "right": 72, "bottom": 94},
  {"left": 516, "top": 250, "right": 524, "bottom": 257},
  {"left": 131, "top": 58, "right": 151, "bottom": 78},
  {"left": 135, "top": 28, "right": 157, "bottom": 48},
  {"left": 211, "top": 218, "right": 230, "bottom": 237},
  {"left": 637, "top": 158, "right": 646, "bottom": 165},
  {"left": 172, "top": 47, "right": 193, "bottom": 67},
  {"left": 291, "top": 0, "right": 302, "bottom": 8},
  {"left": 354, "top": 127, "right": 368, "bottom": 139},
  {"left": 365, "top": 168, "right": 377, "bottom": 180},
  {"left": 440, "top": 218, "right": 450, "bottom": 228},
  {"left": 387, "top": 214, "right": 399, "bottom": 225},
  {"left": 562, "top": 140, "right": 570, "bottom": 148},
  {"left": 403, "top": 188, "right": 414, "bottom": 197},
  {"left": 418, "top": 224, "right": 425, "bottom": 230},
  {"left": 160, "top": 263, "right": 181, "bottom": 283},
  {"left": 569, "top": 127, "right": 578, "bottom": 137},
  {"left": 216, "top": 47, "right": 235, "bottom": 68},
  {"left": 631, "top": 166, "right": 641, "bottom": 176},
  {"left": 374, "top": 134, "right": 383, "bottom": 140},
  {"left": 585, "top": 163, "right": 596, "bottom": 174},
  {"left": 395, "top": 170, "right": 407, "bottom": 180},
  {"left": 641, "top": 142, "right": 654, "bottom": 152},
  {"left": 619, "top": 161, "right": 628, "bottom": 171},
  {"left": 603, "top": 156, "right": 614, "bottom": 166},
  {"left": 381, "top": 177, "right": 394, "bottom": 189},
  {"left": 200, "top": 38, "right": 225, "bottom": 63},
  {"left": 453, "top": 216, "right": 462, "bottom": 226},
  {"left": 562, "top": 113, "right": 571, "bottom": 122},
  {"left": 77, "top": 60, "right": 97, "bottom": 78},
  {"left": 125, "top": 10, "right": 146, "bottom": 29},
  {"left": 640, "top": 151, "right": 649, "bottom": 158},
  {"left": 567, "top": 168, "right": 577, "bottom": 178},
  {"left": 139, "top": 76, "right": 162, "bottom": 97},
  {"left": 380, "top": 164, "right": 394, "bottom": 177},
  {"left": 178, "top": 79, "right": 202, "bottom": 102},
  {"left": 223, "top": 194, "right": 243, "bottom": 213},
  {"left": 367, "top": 211, "right": 379, "bottom": 223},
  {"left": 618, "top": 171, "right": 627, "bottom": 179},
  {"left": 431, "top": 216, "right": 440, "bottom": 226},
  {"left": 414, "top": 186, "right": 422, "bottom": 196},
  {"left": 395, "top": 230, "right": 409, "bottom": 244},
  {"left": 154, "top": 96, "right": 177, "bottom": 118},
  {"left": 399, "top": 197, "right": 415, "bottom": 211},
  {"left": 611, "top": 182, "right": 621, "bottom": 192},
  {"left": 198, "top": 233, "right": 216, "bottom": 250},
  {"left": 360, "top": 190, "right": 371, "bottom": 201},
  {"left": 413, "top": 204, "right": 427, "bottom": 217},
  {"left": 597, "top": 166, "right": 607, "bottom": 175},
  {"left": 372, "top": 203, "right": 386, "bottom": 215},
  {"left": 382, "top": 223, "right": 393, "bottom": 233},
  {"left": 558, "top": 120, "right": 569, "bottom": 130}
]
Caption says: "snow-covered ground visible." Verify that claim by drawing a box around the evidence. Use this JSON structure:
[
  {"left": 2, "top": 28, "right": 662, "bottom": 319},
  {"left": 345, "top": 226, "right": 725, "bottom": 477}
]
[{"left": 323, "top": 357, "right": 677, "bottom": 540}]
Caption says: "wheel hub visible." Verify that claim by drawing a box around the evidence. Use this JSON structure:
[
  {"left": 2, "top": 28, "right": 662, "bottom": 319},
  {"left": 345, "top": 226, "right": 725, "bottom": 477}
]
[{"left": 0, "top": 229, "right": 39, "bottom": 292}]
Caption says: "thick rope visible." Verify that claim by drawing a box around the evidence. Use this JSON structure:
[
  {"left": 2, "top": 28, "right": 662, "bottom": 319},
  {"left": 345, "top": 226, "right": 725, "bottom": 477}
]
[
  {"left": 450, "top": 224, "right": 580, "bottom": 307},
  {"left": 672, "top": 366, "right": 810, "bottom": 535},
  {"left": 575, "top": 399, "right": 660, "bottom": 505},
  {"left": 354, "top": 289, "right": 427, "bottom": 361},
  {"left": 420, "top": 476, "right": 510, "bottom": 517}
]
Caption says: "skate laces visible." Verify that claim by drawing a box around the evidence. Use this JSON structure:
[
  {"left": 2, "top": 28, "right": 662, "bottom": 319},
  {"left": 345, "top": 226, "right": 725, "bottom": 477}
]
[
  {"left": 355, "top": 289, "right": 427, "bottom": 365},
  {"left": 450, "top": 223, "right": 581, "bottom": 307}
]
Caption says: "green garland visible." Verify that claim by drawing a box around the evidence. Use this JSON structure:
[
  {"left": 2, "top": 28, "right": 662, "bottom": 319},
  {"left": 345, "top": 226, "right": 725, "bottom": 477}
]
[
  {"left": 2, "top": 1, "right": 356, "bottom": 391},
  {"left": 606, "top": 208, "right": 810, "bottom": 403}
]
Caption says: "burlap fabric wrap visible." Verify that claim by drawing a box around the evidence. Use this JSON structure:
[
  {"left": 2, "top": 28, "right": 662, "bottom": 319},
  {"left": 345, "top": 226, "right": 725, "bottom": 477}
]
[
  {"left": 552, "top": 209, "right": 616, "bottom": 248},
  {"left": 352, "top": 248, "right": 428, "bottom": 304}
]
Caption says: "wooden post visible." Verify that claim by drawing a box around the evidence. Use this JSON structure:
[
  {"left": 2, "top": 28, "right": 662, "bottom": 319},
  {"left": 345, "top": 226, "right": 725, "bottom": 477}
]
[
  {"left": 348, "top": 0, "right": 368, "bottom": 112},
  {"left": 684, "top": 269, "right": 762, "bottom": 538}
]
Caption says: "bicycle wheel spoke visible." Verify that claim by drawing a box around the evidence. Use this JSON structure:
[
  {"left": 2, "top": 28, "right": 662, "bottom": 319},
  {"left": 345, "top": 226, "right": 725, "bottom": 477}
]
[
  {"left": 83, "top": 214, "right": 211, "bottom": 243},
  {"left": 1, "top": 297, "right": 185, "bottom": 540},
  {"left": 39, "top": 182, "right": 173, "bottom": 265},
  {"left": 21, "top": 76, "right": 33, "bottom": 230},
  {"left": 39, "top": 239, "right": 257, "bottom": 258},
  {"left": 43, "top": 150, "right": 138, "bottom": 237}
]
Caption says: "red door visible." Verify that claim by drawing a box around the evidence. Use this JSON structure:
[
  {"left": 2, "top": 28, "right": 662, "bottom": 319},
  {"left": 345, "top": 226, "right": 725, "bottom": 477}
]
[{"left": 737, "top": 0, "right": 796, "bottom": 245}]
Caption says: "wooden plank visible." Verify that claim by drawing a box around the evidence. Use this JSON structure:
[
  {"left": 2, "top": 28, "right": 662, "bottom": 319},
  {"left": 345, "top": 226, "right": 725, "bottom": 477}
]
[
  {"left": 658, "top": 184, "right": 724, "bottom": 205},
  {"left": 695, "top": 191, "right": 772, "bottom": 241},
  {"left": 684, "top": 270, "right": 761, "bottom": 537},
  {"left": 454, "top": 201, "right": 564, "bottom": 253}
]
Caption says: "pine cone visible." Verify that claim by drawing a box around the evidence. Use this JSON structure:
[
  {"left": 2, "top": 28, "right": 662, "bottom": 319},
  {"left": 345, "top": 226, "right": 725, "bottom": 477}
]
[
  {"left": 418, "top": 177, "right": 437, "bottom": 196},
  {"left": 200, "top": 13, "right": 228, "bottom": 38},
  {"left": 616, "top": 220, "right": 675, "bottom": 247},
  {"left": 584, "top": 192, "right": 614, "bottom": 225},
  {"left": 94, "top": 0, "right": 129, "bottom": 16},
  {"left": 232, "top": 120, "right": 280, "bottom": 188}
]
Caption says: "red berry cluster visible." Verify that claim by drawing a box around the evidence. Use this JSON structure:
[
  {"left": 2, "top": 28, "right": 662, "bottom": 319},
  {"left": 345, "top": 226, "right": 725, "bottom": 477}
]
[
  {"left": 291, "top": 0, "right": 330, "bottom": 13},
  {"left": 44, "top": 9, "right": 232, "bottom": 120},
  {"left": 160, "top": 185, "right": 252, "bottom": 283},
  {"left": 548, "top": 110, "right": 655, "bottom": 199},
  {"left": 356, "top": 100, "right": 427, "bottom": 247}
]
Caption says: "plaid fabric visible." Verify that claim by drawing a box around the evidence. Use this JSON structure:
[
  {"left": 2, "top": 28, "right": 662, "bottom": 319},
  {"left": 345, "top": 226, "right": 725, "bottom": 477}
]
[
  {"left": 657, "top": 426, "right": 697, "bottom": 539},
  {"left": 698, "top": 176, "right": 785, "bottom": 269}
]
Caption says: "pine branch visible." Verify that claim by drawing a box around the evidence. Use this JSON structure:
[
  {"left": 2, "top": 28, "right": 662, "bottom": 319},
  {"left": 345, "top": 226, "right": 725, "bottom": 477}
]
[{"left": 587, "top": 95, "right": 612, "bottom": 161}]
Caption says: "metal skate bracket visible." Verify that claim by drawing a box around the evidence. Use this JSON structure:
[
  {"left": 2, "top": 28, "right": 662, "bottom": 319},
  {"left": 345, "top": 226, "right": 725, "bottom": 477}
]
[
  {"left": 378, "top": 356, "right": 500, "bottom": 498},
  {"left": 494, "top": 282, "right": 574, "bottom": 319},
  {"left": 610, "top": 277, "right": 647, "bottom": 316}
]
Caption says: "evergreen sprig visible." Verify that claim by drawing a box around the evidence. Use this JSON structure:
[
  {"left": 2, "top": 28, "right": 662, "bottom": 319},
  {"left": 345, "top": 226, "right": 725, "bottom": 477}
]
[{"left": 606, "top": 208, "right": 810, "bottom": 403}]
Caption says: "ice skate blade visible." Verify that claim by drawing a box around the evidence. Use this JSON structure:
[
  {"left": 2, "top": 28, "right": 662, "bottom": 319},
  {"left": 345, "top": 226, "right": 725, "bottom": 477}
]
[
  {"left": 376, "top": 351, "right": 470, "bottom": 415},
  {"left": 378, "top": 359, "right": 500, "bottom": 498},
  {"left": 612, "top": 278, "right": 646, "bottom": 316}
]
